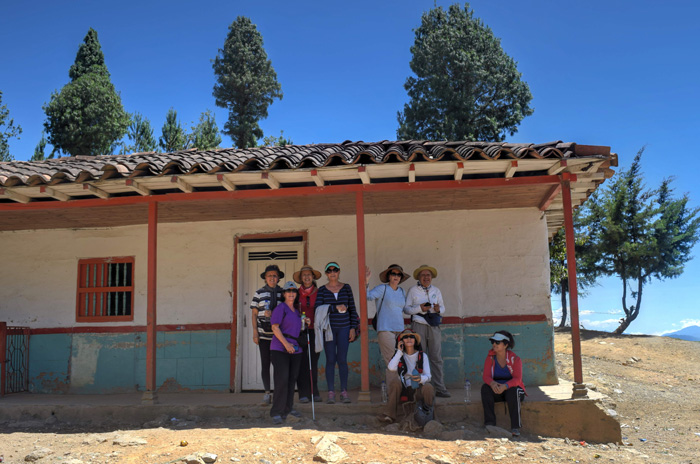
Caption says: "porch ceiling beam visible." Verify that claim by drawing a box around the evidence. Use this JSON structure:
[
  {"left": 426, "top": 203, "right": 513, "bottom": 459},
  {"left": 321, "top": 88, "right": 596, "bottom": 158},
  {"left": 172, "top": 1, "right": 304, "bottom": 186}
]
[
  {"left": 126, "top": 179, "right": 152, "bottom": 196},
  {"left": 311, "top": 169, "right": 324, "bottom": 187},
  {"left": 539, "top": 184, "right": 562, "bottom": 211},
  {"left": 1, "top": 174, "right": 573, "bottom": 212},
  {"left": 39, "top": 186, "right": 72, "bottom": 202},
  {"left": 262, "top": 172, "right": 280, "bottom": 189},
  {"left": 358, "top": 166, "right": 370, "bottom": 184},
  {"left": 0, "top": 188, "right": 31, "bottom": 204},
  {"left": 408, "top": 163, "right": 416, "bottom": 183},
  {"left": 171, "top": 176, "right": 194, "bottom": 193},
  {"left": 505, "top": 160, "right": 518, "bottom": 178},
  {"left": 547, "top": 160, "right": 568, "bottom": 175},
  {"left": 82, "top": 183, "right": 111, "bottom": 199},
  {"left": 216, "top": 174, "right": 236, "bottom": 191},
  {"left": 454, "top": 162, "right": 464, "bottom": 181}
]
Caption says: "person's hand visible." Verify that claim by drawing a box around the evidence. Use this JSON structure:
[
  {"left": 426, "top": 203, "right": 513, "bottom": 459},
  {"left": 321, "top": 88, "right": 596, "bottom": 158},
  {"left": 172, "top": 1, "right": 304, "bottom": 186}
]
[
  {"left": 304, "top": 317, "right": 311, "bottom": 327},
  {"left": 349, "top": 328, "right": 356, "bottom": 342},
  {"left": 285, "top": 343, "right": 295, "bottom": 354},
  {"left": 398, "top": 340, "right": 404, "bottom": 351},
  {"left": 253, "top": 333, "right": 259, "bottom": 345},
  {"left": 490, "top": 381, "right": 500, "bottom": 394},
  {"left": 365, "top": 266, "right": 371, "bottom": 283},
  {"left": 421, "top": 302, "right": 431, "bottom": 313},
  {"left": 432, "top": 303, "right": 440, "bottom": 313},
  {"left": 337, "top": 304, "right": 347, "bottom": 313},
  {"left": 411, "top": 374, "right": 421, "bottom": 382}
]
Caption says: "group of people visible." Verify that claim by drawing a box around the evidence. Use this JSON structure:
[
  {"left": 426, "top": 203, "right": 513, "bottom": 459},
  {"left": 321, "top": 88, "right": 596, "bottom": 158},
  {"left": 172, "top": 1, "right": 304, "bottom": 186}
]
[{"left": 251, "top": 261, "right": 526, "bottom": 436}]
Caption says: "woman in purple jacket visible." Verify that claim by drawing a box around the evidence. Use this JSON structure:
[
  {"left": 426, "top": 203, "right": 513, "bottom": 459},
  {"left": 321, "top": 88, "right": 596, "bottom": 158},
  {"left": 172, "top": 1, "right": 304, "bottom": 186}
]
[{"left": 270, "top": 281, "right": 310, "bottom": 424}]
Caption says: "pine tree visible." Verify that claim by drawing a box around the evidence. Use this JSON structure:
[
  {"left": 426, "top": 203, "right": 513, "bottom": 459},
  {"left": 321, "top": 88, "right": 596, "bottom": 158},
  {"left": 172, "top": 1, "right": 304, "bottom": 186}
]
[
  {"left": 159, "top": 108, "right": 188, "bottom": 152},
  {"left": 397, "top": 3, "right": 533, "bottom": 142},
  {"left": 0, "top": 90, "right": 22, "bottom": 162},
  {"left": 189, "top": 110, "right": 222, "bottom": 150},
  {"left": 212, "top": 16, "right": 282, "bottom": 148},
  {"left": 262, "top": 130, "right": 292, "bottom": 147},
  {"left": 578, "top": 147, "right": 700, "bottom": 334},
  {"left": 30, "top": 132, "right": 50, "bottom": 161},
  {"left": 43, "top": 28, "right": 130, "bottom": 156},
  {"left": 123, "top": 113, "right": 157, "bottom": 153}
]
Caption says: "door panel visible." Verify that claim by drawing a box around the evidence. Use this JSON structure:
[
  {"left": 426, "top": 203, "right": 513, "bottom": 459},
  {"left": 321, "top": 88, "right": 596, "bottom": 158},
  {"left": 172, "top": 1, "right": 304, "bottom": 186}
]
[{"left": 240, "top": 243, "right": 303, "bottom": 391}]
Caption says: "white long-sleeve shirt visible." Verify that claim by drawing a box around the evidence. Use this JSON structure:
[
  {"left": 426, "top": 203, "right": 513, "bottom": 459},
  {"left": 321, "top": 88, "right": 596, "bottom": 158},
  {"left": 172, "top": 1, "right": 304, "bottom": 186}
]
[
  {"left": 404, "top": 284, "right": 445, "bottom": 325},
  {"left": 387, "top": 349, "right": 431, "bottom": 385}
]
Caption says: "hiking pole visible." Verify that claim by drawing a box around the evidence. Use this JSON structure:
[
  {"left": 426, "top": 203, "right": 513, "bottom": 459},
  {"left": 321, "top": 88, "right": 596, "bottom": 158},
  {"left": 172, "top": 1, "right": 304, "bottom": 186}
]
[{"left": 303, "top": 312, "right": 316, "bottom": 421}]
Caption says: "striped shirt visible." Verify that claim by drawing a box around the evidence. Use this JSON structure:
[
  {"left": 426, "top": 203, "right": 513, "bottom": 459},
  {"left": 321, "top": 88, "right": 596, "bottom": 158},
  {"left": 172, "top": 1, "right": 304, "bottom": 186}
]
[
  {"left": 315, "top": 283, "right": 358, "bottom": 330},
  {"left": 251, "top": 285, "right": 282, "bottom": 341}
]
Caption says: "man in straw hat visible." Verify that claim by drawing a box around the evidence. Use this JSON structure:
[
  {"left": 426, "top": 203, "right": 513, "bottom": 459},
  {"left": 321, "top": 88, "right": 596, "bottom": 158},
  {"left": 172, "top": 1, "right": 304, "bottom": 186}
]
[
  {"left": 404, "top": 264, "right": 450, "bottom": 397},
  {"left": 379, "top": 329, "right": 435, "bottom": 424}
]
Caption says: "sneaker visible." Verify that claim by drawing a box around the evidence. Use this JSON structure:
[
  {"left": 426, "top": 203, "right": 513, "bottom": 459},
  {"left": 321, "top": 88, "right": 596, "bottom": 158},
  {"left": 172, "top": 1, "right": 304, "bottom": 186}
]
[
  {"left": 272, "top": 415, "right": 284, "bottom": 425},
  {"left": 299, "top": 397, "right": 310, "bottom": 404},
  {"left": 313, "top": 395, "right": 322, "bottom": 402},
  {"left": 340, "top": 390, "right": 351, "bottom": 403},
  {"left": 262, "top": 393, "right": 272, "bottom": 405},
  {"left": 327, "top": 391, "right": 335, "bottom": 404},
  {"left": 435, "top": 390, "right": 451, "bottom": 398},
  {"left": 289, "top": 410, "right": 302, "bottom": 418},
  {"left": 511, "top": 428, "right": 521, "bottom": 437}
]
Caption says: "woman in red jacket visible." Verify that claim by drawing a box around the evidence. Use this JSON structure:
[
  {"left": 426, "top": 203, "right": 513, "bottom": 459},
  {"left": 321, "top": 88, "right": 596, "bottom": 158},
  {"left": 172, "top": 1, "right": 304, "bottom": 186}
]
[{"left": 481, "top": 330, "right": 527, "bottom": 437}]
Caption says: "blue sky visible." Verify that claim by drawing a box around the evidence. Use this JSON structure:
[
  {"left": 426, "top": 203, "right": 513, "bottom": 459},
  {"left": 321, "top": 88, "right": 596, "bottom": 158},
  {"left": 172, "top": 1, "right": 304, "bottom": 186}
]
[{"left": 2, "top": 0, "right": 699, "bottom": 335}]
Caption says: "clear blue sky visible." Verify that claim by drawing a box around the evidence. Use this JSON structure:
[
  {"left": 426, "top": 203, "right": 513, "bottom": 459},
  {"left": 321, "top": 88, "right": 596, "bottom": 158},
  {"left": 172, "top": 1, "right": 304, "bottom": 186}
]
[{"left": 2, "top": 0, "right": 699, "bottom": 335}]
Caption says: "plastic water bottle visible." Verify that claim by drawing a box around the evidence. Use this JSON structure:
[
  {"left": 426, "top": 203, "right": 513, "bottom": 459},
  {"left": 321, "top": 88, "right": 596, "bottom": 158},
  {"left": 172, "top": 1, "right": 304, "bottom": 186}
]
[
  {"left": 381, "top": 381, "right": 388, "bottom": 404},
  {"left": 301, "top": 312, "right": 306, "bottom": 330},
  {"left": 464, "top": 379, "right": 471, "bottom": 403}
]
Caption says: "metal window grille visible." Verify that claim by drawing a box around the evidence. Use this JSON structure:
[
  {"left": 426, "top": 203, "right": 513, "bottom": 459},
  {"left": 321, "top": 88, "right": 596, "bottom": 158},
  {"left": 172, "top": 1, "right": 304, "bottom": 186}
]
[
  {"left": 1, "top": 325, "right": 29, "bottom": 395},
  {"left": 76, "top": 257, "right": 135, "bottom": 322}
]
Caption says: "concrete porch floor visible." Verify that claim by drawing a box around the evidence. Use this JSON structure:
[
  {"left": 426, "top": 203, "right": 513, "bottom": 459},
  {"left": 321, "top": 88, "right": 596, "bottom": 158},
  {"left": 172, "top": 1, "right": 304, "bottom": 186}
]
[{"left": 0, "top": 379, "right": 621, "bottom": 443}]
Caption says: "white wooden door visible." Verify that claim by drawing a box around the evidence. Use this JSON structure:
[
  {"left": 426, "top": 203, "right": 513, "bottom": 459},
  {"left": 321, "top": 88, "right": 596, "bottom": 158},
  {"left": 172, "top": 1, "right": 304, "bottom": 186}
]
[{"left": 239, "top": 243, "right": 303, "bottom": 391}]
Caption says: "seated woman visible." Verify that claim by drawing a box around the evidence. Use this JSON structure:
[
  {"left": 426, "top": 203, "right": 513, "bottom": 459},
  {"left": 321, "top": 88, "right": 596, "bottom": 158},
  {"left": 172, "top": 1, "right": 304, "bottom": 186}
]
[
  {"left": 379, "top": 329, "right": 434, "bottom": 424},
  {"left": 480, "top": 330, "right": 527, "bottom": 437},
  {"left": 269, "top": 281, "right": 310, "bottom": 425}
]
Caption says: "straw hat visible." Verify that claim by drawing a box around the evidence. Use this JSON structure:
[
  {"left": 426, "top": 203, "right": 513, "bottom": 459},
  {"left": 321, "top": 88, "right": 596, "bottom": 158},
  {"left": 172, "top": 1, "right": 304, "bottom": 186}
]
[
  {"left": 412, "top": 264, "right": 438, "bottom": 280},
  {"left": 379, "top": 264, "right": 410, "bottom": 284},
  {"left": 396, "top": 328, "right": 422, "bottom": 346},
  {"left": 293, "top": 265, "right": 322, "bottom": 284},
  {"left": 260, "top": 264, "right": 285, "bottom": 280}
]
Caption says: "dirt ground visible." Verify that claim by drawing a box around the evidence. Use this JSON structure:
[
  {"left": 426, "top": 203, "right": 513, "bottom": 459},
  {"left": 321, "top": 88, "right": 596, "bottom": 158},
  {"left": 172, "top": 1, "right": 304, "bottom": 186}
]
[{"left": 1, "top": 329, "right": 699, "bottom": 464}]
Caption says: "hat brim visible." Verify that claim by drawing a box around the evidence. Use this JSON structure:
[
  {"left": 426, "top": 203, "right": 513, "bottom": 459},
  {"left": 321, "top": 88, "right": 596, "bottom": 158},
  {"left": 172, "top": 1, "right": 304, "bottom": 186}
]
[
  {"left": 412, "top": 265, "right": 437, "bottom": 280},
  {"left": 260, "top": 269, "right": 285, "bottom": 280},
  {"left": 398, "top": 331, "right": 422, "bottom": 346},
  {"left": 379, "top": 266, "right": 410, "bottom": 284},
  {"left": 293, "top": 267, "right": 322, "bottom": 284}
]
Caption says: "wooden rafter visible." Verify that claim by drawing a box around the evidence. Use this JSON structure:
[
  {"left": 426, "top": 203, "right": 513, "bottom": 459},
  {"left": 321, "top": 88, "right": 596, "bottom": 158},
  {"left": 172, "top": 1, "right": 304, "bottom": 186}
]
[
  {"left": 171, "top": 176, "right": 194, "bottom": 193},
  {"left": 311, "top": 169, "right": 324, "bottom": 187},
  {"left": 408, "top": 164, "right": 416, "bottom": 183},
  {"left": 0, "top": 188, "right": 31, "bottom": 204},
  {"left": 82, "top": 183, "right": 111, "bottom": 199},
  {"left": 39, "top": 186, "right": 71, "bottom": 202},
  {"left": 126, "top": 179, "right": 152, "bottom": 196},
  {"left": 216, "top": 174, "right": 236, "bottom": 191},
  {"left": 454, "top": 162, "right": 464, "bottom": 181},
  {"left": 262, "top": 172, "right": 280, "bottom": 189},
  {"left": 358, "top": 166, "right": 370, "bottom": 184},
  {"left": 505, "top": 160, "right": 518, "bottom": 178},
  {"left": 547, "top": 160, "right": 568, "bottom": 175}
]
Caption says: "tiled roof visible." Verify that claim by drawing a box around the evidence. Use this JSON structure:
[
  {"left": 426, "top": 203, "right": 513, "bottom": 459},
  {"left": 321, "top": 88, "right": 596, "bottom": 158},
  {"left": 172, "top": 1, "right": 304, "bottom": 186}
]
[{"left": 0, "top": 140, "right": 585, "bottom": 188}]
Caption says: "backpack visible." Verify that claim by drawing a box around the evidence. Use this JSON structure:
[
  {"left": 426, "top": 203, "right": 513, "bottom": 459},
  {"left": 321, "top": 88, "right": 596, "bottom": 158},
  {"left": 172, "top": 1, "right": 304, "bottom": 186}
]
[{"left": 414, "top": 399, "right": 434, "bottom": 427}]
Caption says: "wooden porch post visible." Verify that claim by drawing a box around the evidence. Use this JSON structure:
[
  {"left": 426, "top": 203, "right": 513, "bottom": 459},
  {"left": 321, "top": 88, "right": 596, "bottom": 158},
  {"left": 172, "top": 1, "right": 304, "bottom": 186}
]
[
  {"left": 0, "top": 321, "right": 6, "bottom": 397},
  {"left": 561, "top": 174, "right": 587, "bottom": 398},
  {"left": 355, "top": 191, "right": 371, "bottom": 402},
  {"left": 142, "top": 201, "right": 159, "bottom": 403}
]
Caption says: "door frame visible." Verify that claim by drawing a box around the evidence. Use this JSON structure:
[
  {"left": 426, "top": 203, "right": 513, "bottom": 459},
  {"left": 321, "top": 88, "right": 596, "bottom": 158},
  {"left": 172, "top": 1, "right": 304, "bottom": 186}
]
[{"left": 230, "top": 231, "right": 308, "bottom": 392}]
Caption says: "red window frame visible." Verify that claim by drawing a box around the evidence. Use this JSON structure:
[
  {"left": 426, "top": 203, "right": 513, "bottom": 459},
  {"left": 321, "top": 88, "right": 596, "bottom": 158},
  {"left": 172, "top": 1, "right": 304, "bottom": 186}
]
[{"left": 76, "top": 257, "right": 135, "bottom": 322}]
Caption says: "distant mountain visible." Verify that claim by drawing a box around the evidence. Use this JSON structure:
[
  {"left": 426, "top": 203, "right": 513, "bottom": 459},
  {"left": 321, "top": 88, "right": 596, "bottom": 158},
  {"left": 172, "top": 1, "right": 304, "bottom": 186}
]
[{"left": 664, "top": 325, "right": 700, "bottom": 342}]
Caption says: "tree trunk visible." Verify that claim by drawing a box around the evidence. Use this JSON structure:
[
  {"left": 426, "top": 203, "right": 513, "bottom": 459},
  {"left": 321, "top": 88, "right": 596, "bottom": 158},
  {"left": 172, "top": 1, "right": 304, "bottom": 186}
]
[
  {"left": 614, "top": 277, "right": 643, "bottom": 334},
  {"left": 558, "top": 279, "right": 568, "bottom": 328}
]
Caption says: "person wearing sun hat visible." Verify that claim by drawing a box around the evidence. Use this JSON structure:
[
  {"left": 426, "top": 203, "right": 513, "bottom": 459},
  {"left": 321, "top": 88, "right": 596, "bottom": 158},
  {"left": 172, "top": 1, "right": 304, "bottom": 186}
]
[
  {"left": 379, "top": 328, "right": 434, "bottom": 424},
  {"left": 250, "top": 264, "right": 284, "bottom": 405},
  {"left": 293, "top": 265, "right": 322, "bottom": 403},
  {"left": 404, "top": 264, "right": 449, "bottom": 397},
  {"left": 365, "top": 264, "right": 409, "bottom": 371},
  {"left": 481, "top": 330, "right": 527, "bottom": 437}
]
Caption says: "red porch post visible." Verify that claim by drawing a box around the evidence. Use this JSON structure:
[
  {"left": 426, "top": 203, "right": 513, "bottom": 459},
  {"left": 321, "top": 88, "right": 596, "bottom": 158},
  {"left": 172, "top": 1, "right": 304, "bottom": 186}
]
[
  {"left": 355, "top": 191, "right": 371, "bottom": 402},
  {"left": 561, "top": 174, "right": 587, "bottom": 397},
  {"left": 0, "top": 321, "right": 6, "bottom": 397},
  {"left": 143, "top": 201, "right": 159, "bottom": 403}
]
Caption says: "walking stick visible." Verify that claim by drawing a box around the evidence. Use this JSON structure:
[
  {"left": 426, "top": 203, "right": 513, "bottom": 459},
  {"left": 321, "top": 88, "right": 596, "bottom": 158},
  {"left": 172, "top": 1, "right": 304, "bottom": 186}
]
[{"left": 306, "top": 327, "right": 315, "bottom": 421}]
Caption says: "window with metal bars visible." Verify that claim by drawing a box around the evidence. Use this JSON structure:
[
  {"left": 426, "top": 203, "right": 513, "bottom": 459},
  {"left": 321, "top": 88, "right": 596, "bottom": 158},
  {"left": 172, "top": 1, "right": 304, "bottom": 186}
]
[{"left": 76, "top": 257, "right": 135, "bottom": 322}]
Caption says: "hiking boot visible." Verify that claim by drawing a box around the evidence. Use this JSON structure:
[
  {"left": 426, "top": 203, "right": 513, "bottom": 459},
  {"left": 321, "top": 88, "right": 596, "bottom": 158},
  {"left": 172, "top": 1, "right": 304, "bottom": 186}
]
[
  {"left": 340, "top": 390, "right": 351, "bottom": 403},
  {"left": 289, "top": 410, "right": 302, "bottom": 417},
  {"left": 313, "top": 395, "right": 322, "bottom": 402},
  {"left": 327, "top": 391, "right": 335, "bottom": 404},
  {"left": 262, "top": 392, "right": 272, "bottom": 405},
  {"left": 272, "top": 415, "right": 284, "bottom": 425},
  {"left": 435, "top": 390, "right": 451, "bottom": 398},
  {"left": 511, "top": 428, "right": 521, "bottom": 437},
  {"left": 299, "top": 397, "right": 310, "bottom": 404}
]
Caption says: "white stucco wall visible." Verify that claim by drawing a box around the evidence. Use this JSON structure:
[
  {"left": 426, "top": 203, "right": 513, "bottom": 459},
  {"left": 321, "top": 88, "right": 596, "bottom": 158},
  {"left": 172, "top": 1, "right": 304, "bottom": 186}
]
[{"left": 0, "top": 208, "right": 551, "bottom": 328}]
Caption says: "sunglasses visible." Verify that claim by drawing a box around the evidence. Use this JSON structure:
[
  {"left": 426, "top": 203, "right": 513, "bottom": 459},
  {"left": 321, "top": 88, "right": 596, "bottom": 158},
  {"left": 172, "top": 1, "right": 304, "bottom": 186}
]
[
  {"left": 401, "top": 334, "right": 416, "bottom": 341},
  {"left": 490, "top": 339, "right": 506, "bottom": 345},
  {"left": 326, "top": 268, "right": 340, "bottom": 273},
  {"left": 388, "top": 272, "right": 403, "bottom": 277}
]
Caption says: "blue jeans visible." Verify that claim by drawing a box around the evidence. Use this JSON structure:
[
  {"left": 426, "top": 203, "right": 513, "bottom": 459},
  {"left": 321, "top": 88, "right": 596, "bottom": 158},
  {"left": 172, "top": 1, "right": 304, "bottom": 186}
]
[{"left": 324, "top": 326, "right": 350, "bottom": 391}]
